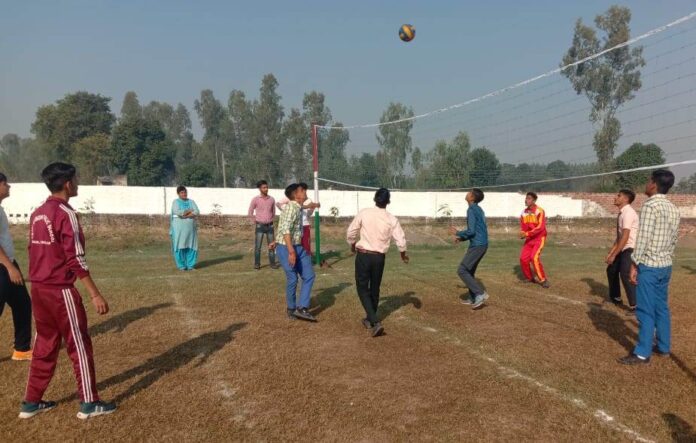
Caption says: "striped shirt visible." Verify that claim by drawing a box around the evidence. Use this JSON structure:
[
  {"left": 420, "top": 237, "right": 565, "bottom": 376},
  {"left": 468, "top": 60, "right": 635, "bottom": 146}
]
[{"left": 631, "top": 194, "right": 680, "bottom": 268}]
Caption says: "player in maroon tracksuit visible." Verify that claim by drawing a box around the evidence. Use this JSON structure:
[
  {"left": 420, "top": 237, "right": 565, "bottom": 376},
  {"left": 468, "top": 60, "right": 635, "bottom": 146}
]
[{"left": 20, "top": 163, "right": 116, "bottom": 420}]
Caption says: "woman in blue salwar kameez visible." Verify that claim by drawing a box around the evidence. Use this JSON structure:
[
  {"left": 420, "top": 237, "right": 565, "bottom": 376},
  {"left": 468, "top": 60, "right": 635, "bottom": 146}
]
[{"left": 170, "top": 186, "right": 200, "bottom": 270}]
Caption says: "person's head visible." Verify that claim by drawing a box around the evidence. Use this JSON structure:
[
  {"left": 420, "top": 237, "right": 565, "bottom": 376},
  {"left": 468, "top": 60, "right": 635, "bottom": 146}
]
[
  {"left": 645, "top": 169, "right": 675, "bottom": 196},
  {"left": 257, "top": 180, "right": 269, "bottom": 196},
  {"left": 284, "top": 183, "right": 299, "bottom": 200},
  {"left": 298, "top": 182, "right": 309, "bottom": 191},
  {"left": 41, "top": 162, "right": 78, "bottom": 197},
  {"left": 466, "top": 188, "right": 484, "bottom": 205},
  {"left": 525, "top": 192, "right": 538, "bottom": 208},
  {"left": 614, "top": 189, "right": 635, "bottom": 207},
  {"left": 374, "top": 188, "right": 390, "bottom": 209},
  {"left": 0, "top": 172, "right": 9, "bottom": 201},
  {"left": 177, "top": 185, "right": 188, "bottom": 200}
]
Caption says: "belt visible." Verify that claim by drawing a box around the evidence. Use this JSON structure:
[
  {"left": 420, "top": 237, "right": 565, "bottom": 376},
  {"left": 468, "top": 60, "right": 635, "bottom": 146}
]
[
  {"left": 256, "top": 222, "right": 273, "bottom": 226},
  {"left": 357, "top": 248, "right": 384, "bottom": 255}
]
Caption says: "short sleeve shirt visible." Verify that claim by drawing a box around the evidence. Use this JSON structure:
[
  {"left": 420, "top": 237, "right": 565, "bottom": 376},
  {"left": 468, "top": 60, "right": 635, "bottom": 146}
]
[{"left": 618, "top": 205, "right": 639, "bottom": 250}]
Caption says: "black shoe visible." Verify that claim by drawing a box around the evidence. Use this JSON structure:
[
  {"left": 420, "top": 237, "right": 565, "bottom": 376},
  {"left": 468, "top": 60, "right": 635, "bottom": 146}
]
[
  {"left": 254, "top": 265, "right": 261, "bottom": 270},
  {"left": 618, "top": 354, "right": 650, "bottom": 365},
  {"left": 371, "top": 323, "right": 385, "bottom": 337},
  {"left": 294, "top": 308, "right": 317, "bottom": 322},
  {"left": 653, "top": 347, "right": 670, "bottom": 357},
  {"left": 287, "top": 309, "right": 297, "bottom": 320},
  {"left": 625, "top": 307, "right": 636, "bottom": 316},
  {"left": 361, "top": 318, "right": 372, "bottom": 329},
  {"left": 540, "top": 280, "right": 550, "bottom": 289}
]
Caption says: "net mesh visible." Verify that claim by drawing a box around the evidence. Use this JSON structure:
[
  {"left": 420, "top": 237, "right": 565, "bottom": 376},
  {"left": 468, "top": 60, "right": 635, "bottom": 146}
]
[{"left": 316, "top": 12, "right": 696, "bottom": 192}]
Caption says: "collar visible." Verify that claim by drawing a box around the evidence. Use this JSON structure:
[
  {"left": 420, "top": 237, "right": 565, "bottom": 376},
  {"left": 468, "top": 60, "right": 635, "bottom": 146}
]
[
  {"left": 48, "top": 196, "right": 70, "bottom": 206},
  {"left": 648, "top": 193, "right": 667, "bottom": 201},
  {"left": 619, "top": 204, "right": 631, "bottom": 214}
]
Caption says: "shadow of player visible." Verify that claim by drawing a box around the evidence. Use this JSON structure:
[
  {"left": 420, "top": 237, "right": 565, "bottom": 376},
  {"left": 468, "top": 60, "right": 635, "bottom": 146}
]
[
  {"left": 58, "top": 323, "right": 247, "bottom": 404},
  {"left": 586, "top": 302, "right": 636, "bottom": 353},
  {"left": 89, "top": 303, "right": 174, "bottom": 337}
]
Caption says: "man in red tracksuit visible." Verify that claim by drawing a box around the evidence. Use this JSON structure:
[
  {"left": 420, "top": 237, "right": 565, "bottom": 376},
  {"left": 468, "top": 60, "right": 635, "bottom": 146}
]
[
  {"left": 519, "top": 192, "right": 550, "bottom": 289},
  {"left": 20, "top": 162, "right": 116, "bottom": 420}
]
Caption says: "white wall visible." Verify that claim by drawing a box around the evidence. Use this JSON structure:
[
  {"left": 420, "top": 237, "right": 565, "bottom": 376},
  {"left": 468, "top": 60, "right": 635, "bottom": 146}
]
[{"left": 3, "top": 184, "right": 584, "bottom": 223}]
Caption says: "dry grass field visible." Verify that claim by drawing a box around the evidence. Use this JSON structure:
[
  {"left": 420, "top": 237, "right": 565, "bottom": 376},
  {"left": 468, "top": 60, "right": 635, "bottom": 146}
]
[{"left": 0, "top": 220, "right": 695, "bottom": 442}]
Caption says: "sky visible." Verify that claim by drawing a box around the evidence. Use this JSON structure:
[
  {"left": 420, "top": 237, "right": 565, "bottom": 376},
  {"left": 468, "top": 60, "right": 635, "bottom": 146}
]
[{"left": 2, "top": 0, "right": 696, "bottom": 176}]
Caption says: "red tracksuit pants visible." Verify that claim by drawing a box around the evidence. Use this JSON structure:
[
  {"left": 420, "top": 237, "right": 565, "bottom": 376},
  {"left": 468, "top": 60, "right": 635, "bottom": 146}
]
[
  {"left": 302, "top": 225, "right": 312, "bottom": 255},
  {"left": 25, "top": 286, "right": 99, "bottom": 403},
  {"left": 520, "top": 236, "right": 547, "bottom": 283}
]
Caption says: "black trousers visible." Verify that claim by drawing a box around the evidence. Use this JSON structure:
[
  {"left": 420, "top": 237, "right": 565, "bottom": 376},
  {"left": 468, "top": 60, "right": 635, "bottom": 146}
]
[
  {"left": 458, "top": 246, "right": 488, "bottom": 298},
  {"left": 0, "top": 261, "right": 32, "bottom": 351},
  {"left": 355, "top": 252, "right": 386, "bottom": 325},
  {"left": 606, "top": 248, "right": 636, "bottom": 307}
]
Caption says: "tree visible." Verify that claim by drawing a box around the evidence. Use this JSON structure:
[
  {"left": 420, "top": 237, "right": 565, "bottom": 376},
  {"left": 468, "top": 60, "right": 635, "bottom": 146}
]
[
  {"left": 178, "top": 163, "right": 214, "bottom": 187},
  {"left": 426, "top": 132, "right": 471, "bottom": 189},
  {"left": 376, "top": 103, "right": 415, "bottom": 187},
  {"left": 468, "top": 147, "right": 501, "bottom": 186},
  {"left": 545, "top": 160, "right": 572, "bottom": 190},
  {"left": 72, "top": 134, "right": 111, "bottom": 184},
  {"left": 251, "top": 74, "right": 286, "bottom": 185},
  {"left": 561, "top": 6, "right": 645, "bottom": 169},
  {"left": 31, "top": 91, "right": 115, "bottom": 161},
  {"left": 614, "top": 142, "right": 665, "bottom": 189},
  {"left": 285, "top": 108, "right": 309, "bottom": 181},
  {"left": 194, "top": 89, "right": 227, "bottom": 185},
  {"left": 674, "top": 173, "right": 696, "bottom": 194},
  {"left": 349, "top": 153, "right": 381, "bottom": 187},
  {"left": 121, "top": 91, "right": 142, "bottom": 120}
]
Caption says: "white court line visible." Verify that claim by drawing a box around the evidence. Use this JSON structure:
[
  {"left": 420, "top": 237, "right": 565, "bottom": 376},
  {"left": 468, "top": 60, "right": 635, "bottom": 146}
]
[{"left": 409, "top": 321, "right": 654, "bottom": 442}]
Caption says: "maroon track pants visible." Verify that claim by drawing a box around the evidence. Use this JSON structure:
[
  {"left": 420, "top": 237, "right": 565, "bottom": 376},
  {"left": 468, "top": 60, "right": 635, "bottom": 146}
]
[
  {"left": 25, "top": 285, "right": 99, "bottom": 403},
  {"left": 302, "top": 225, "right": 312, "bottom": 255}
]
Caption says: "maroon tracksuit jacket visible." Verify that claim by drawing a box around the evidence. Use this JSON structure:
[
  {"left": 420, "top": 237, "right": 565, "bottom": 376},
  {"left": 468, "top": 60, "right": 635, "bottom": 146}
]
[{"left": 26, "top": 196, "right": 99, "bottom": 403}]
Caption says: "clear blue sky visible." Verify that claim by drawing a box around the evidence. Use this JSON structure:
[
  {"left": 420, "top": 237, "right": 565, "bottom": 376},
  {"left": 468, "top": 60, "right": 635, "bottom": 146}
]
[{"left": 1, "top": 0, "right": 695, "bottom": 144}]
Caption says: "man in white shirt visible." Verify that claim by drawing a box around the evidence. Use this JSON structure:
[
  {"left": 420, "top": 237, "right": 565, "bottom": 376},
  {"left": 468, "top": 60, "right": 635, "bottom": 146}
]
[
  {"left": 346, "top": 188, "right": 409, "bottom": 337},
  {"left": 605, "top": 189, "right": 639, "bottom": 313},
  {"left": 0, "top": 172, "right": 33, "bottom": 361}
]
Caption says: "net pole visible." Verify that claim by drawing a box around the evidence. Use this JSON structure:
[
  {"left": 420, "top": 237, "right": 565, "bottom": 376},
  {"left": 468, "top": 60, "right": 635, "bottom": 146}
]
[{"left": 312, "top": 123, "right": 321, "bottom": 266}]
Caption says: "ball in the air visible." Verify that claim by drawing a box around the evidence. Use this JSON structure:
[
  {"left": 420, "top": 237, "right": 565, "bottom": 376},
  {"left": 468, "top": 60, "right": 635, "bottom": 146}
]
[{"left": 399, "top": 24, "right": 415, "bottom": 42}]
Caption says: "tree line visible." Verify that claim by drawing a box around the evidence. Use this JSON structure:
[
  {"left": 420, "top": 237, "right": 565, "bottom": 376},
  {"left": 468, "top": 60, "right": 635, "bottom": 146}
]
[{"left": 2, "top": 5, "right": 693, "bottom": 192}]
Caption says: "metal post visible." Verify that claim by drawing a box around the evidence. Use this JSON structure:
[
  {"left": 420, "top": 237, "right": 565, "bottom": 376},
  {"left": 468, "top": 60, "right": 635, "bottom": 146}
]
[{"left": 312, "top": 124, "right": 321, "bottom": 265}]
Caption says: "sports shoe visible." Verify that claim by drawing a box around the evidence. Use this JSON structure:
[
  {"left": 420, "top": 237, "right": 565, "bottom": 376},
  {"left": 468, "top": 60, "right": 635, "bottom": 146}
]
[
  {"left": 286, "top": 308, "right": 297, "bottom": 320},
  {"left": 254, "top": 265, "right": 261, "bottom": 270},
  {"left": 617, "top": 354, "right": 650, "bottom": 365},
  {"left": 12, "top": 349, "right": 32, "bottom": 361},
  {"left": 472, "top": 293, "right": 489, "bottom": 310},
  {"left": 293, "top": 308, "right": 317, "bottom": 322},
  {"left": 625, "top": 307, "right": 636, "bottom": 317},
  {"left": 653, "top": 346, "right": 670, "bottom": 357},
  {"left": 540, "top": 280, "right": 550, "bottom": 289},
  {"left": 361, "top": 318, "right": 372, "bottom": 329},
  {"left": 19, "top": 400, "right": 56, "bottom": 419},
  {"left": 460, "top": 295, "right": 474, "bottom": 305},
  {"left": 77, "top": 401, "right": 117, "bottom": 420},
  {"left": 371, "top": 322, "right": 385, "bottom": 337}
]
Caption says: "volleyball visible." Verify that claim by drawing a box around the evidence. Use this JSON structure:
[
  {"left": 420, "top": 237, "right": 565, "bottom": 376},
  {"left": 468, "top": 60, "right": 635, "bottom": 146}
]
[{"left": 399, "top": 24, "right": 415, "bottom": 42}]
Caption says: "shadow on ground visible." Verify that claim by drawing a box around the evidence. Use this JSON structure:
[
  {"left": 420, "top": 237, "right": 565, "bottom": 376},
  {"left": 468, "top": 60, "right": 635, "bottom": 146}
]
[
  {"left": 663, "top": 412, "right": 696, "bottom": 442},
  {"left": 95, "top": 323, "right": 247, "bottom": 404},
  {"left": 379, "top": 291, "right": 422, "bottom": 320},
  {"left": 311, "top": 283, "right": 352, "bottom": 316},
  {"left": 90, "top": 303, "right": 174, "bottom": 337},
  {"left": 586, "top": 302, "right": 636, "bottom": 354},
  {"left": 582, "top": 277, "right": 609, "bottom": 300},
  {"left": 196, "top": 254, "right": 243, "bottom": 269}
]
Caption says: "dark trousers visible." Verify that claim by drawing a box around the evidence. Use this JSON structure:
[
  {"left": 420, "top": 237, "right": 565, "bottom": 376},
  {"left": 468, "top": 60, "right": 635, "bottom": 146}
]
[
  {"left": 254, "top": 223, "right": 276, "bottom": 267},
  {"left": 606, "top": 248, "right": 636, "bottom": 307},
  {"left": 0, "top": 261, "right": 32, "bottom": 351},
  {"left": 355, "top": 252, "right": 386, "bottom": 325},
  {"left": 458, "top": 246, "right": 488, "bottom": 298}
]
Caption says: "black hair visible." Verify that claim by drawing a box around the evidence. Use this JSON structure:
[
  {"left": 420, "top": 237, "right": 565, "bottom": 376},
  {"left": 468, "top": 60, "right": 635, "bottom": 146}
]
[
  {"left": 471, "top": 188, "right": 484, "bottom": 203},
  {"left": 526, "top": 191, "right": 538, "bottom": 201},
  {"left": 256, "top": 180, "right": 268, "bottom": 188},
  {"left": 651, "top": 169, "right": 675, "bottom": 194},
  {"left": 298, "top": 182, "right": 309, "bottom": 190},
  {"left": 176, "top": 185, "right": 187, "bottom": 194},
  {"left": 41, "top": 162, "right": 76, "bottom": 193},
  {"left": 374, "top": 188, "right": 390, "bottom": 208},
  {"left": 618, "top": 189, "right": 636, "bottom": 204},
  {"left": 285, "top": 183, "right": 299, "bottom": 199},
  {"left": 0, "top": 172, "right": 6, "bottom": 184}
]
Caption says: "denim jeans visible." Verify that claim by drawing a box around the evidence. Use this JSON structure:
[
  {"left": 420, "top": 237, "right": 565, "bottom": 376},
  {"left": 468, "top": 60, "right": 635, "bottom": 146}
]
[
  {"left": 254, "top": 223, "right": 276, "bottom": 267},
  {"left": 634, "top": 264, "right": 672, "bottom": 358},
  {"left": 276, "top": 244, "right": 315, "bottom": 310}
]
